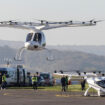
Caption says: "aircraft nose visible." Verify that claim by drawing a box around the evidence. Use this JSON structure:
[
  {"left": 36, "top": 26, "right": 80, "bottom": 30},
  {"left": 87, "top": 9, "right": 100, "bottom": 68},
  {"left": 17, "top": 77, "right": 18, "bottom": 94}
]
[{"left": 25, "top": 42, "right": 30, "bottom": 48}]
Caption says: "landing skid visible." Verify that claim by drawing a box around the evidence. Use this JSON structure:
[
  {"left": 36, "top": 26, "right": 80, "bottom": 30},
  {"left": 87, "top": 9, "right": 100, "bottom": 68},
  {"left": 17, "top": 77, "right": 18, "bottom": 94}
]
[
  {"left": 14, "top": 47, "right": 54, "bottom": 61},
  {"left": 44, "top": 48, "right": 55, "bottom": 61},
  {"left": 84, "top": 87, "right": 91, "bottom": 96},
  {"left": 84, "top": 86, "right": 105, "bottom": 97},
  {"left": 14, "top": 47, "right": 26, "bottom": 61}
]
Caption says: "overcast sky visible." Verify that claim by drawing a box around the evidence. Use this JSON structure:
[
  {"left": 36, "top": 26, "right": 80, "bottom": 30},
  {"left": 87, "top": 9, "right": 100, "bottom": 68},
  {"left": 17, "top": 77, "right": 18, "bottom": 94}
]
[{"left": 0, "top": 0, "right": 105, "bottom": 45}]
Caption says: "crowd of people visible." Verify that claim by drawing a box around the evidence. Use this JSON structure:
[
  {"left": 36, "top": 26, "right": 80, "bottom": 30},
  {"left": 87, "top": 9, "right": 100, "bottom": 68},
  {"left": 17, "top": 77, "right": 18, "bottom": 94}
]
[
  {"left": 61, "top": 76, "right": 70, "bottom": 92},
  {"left": 61, "top": 75, "right": 86, "bottom": 92},
  {"left": 0, "top": 72, "right": 86, "bottom": 92}
]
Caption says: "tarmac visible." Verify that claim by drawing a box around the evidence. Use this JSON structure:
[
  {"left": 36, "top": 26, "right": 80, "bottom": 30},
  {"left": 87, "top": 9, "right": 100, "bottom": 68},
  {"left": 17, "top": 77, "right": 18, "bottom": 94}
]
[{"left": 0, "top": 89, "right": 105, "bottom": 105}]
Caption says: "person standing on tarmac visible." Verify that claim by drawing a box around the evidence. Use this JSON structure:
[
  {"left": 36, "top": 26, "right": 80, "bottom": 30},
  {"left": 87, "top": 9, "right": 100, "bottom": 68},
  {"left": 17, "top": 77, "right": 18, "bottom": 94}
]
[
  {"left": 81, "top": 78, "right": 86, "bottom": 91},
  {"left": 61, "top": 75, "right": 66, "bottom": 92},
  {"left": 32, "top": 75, "right": 38, "bottom": 90},
  {"left": 0, "top": 73, "right": 2, "bottom": 89},
  {"left": 65, "top": 76, "right": 69, "bottom": 91},
  {"left": 1, "top": 74, "right": 7, "bottom": 90}
]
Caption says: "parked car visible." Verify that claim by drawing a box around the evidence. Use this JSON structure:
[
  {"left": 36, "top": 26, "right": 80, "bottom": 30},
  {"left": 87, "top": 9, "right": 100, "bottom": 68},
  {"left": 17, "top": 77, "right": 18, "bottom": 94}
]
[{"left": 39, "top": 72, "right": 54, "bottom": 86}]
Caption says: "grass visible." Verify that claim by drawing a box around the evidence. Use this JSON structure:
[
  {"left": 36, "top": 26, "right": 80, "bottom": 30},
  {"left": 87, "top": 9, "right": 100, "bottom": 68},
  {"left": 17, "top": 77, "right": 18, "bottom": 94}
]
[
  {"left": 52, "top": 75, "right": 97, "bottom": 93},
  {"left": 8, "top": 84, "right": 97, "bottom": 93}
]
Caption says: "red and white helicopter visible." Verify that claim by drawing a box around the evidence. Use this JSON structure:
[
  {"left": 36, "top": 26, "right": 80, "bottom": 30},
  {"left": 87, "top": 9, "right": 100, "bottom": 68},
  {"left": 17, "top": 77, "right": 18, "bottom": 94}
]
[{"left": 0, "top": 19, "right": 101, "bottom": 60}]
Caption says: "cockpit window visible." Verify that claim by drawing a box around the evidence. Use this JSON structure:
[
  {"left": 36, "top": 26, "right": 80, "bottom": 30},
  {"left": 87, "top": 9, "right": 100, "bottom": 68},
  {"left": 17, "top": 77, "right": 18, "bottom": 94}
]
[
  {"left": 26, "top": 33, "right": 33, "bottom": 42},
  {"left": 96, "top": 80, "right": 105, "bottom": 88},
  {"left": 33, "top": 33, "right": 42, "bottom": 43}
]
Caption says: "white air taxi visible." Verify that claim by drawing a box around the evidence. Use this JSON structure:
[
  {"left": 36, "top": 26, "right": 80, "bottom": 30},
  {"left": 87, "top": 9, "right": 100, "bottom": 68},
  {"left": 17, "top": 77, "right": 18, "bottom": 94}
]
[
  {"left": 54, "top": 71, "right": 105, "bottom": 96},
  {"left": 84, "top": 76, "right": 105, "bottom": 96},
  {"left": 0, "top": 19, "right": 101, "bottom": 59}
]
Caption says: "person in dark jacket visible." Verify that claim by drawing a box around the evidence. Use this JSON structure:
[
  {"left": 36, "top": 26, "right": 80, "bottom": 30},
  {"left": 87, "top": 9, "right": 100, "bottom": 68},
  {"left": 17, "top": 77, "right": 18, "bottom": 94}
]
[
  {"left": 81, "top": 78, "right": 86, "bottom": 91},
  {"left": 61, "top": 75, "right": 66, "bottom": 92},
  {"left": 0, "top": 73, "right": 2, "bottom": 89}
]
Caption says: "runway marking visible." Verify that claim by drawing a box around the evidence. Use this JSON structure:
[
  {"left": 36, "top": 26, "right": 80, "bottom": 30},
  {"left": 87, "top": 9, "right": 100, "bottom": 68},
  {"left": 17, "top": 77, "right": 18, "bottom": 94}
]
[
  {"left": 56, "top": 94, "right": 82, "bottom": 97},
  {"left": 56, "top": 94, "right": 70, "bottom": 97},
  {"left": 3, "top": 93, "right": 13, "bottom": 96},
  {"left": 3, "top": 93, "right": 10, "bottom": 96}
]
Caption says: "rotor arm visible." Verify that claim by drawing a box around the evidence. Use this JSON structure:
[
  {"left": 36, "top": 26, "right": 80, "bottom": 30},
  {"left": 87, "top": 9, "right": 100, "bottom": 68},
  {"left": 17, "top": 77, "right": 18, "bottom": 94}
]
[
  {"left": 0, "top": 19, "right": 102, "bottom": 31},
  {"left": 0, "top": 21, "right": 37, "bottom": 31},
  {"left": 39, "top": 20, "right": 98, "bottom": 30},
  {"left": 0, "top": 24, "right": 33, "bottom": 30}
]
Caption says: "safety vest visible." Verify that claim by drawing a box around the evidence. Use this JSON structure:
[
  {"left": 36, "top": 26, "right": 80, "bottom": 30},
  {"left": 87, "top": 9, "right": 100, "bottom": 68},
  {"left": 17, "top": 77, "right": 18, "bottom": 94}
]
[
  {"left": 2, "top": 75, "right": 6, "bottom": 82},
  {"left": 32, "top": 76, "right": 37, "bottom": 82}
]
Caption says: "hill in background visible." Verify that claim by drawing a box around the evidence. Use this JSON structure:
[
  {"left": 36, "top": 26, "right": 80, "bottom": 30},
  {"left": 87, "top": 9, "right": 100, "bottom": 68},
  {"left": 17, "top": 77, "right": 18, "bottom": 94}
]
[
  {"left": 1, "top": 40, "right": 105, "bottom": 56},
  {"left": 0, "top": 40, "right": 105, "bottom": 73}
]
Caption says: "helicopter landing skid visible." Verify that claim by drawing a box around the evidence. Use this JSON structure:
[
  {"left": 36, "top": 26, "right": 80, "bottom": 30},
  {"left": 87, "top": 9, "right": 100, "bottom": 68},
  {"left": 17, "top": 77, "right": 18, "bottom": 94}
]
[
  {"left": 14, "top": 47, "right": 25, "bottom": 61},
  {"left": 44, "top": 48, "right": 55, "bottom": 61}
]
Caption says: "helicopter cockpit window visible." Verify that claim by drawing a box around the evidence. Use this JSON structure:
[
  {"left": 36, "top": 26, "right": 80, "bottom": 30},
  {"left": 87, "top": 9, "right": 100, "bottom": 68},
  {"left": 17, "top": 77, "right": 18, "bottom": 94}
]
[
  {"left": 96, "top": 80, "right": 105, "bottom": 88},
  {"left": 33, "top": 33, "right": 42, "bottom": 43},
  {"left": 26, "top": 33, "right": 33, "bottom": 42}
]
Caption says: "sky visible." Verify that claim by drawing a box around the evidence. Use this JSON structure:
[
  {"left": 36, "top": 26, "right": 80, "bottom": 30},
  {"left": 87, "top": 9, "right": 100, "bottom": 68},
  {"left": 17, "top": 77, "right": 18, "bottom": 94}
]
[{"left": 0, "top": 0, "right": 105, "bottom": 45}]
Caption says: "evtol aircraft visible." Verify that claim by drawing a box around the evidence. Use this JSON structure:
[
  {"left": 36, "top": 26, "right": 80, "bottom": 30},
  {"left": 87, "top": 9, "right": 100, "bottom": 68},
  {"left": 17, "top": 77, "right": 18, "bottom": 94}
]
[
  {"left": 54, "top": 71, "right": 105, "bottom": 96},
  {"left": 0, "top": 19, "right": 101, "bottom": 60}
]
